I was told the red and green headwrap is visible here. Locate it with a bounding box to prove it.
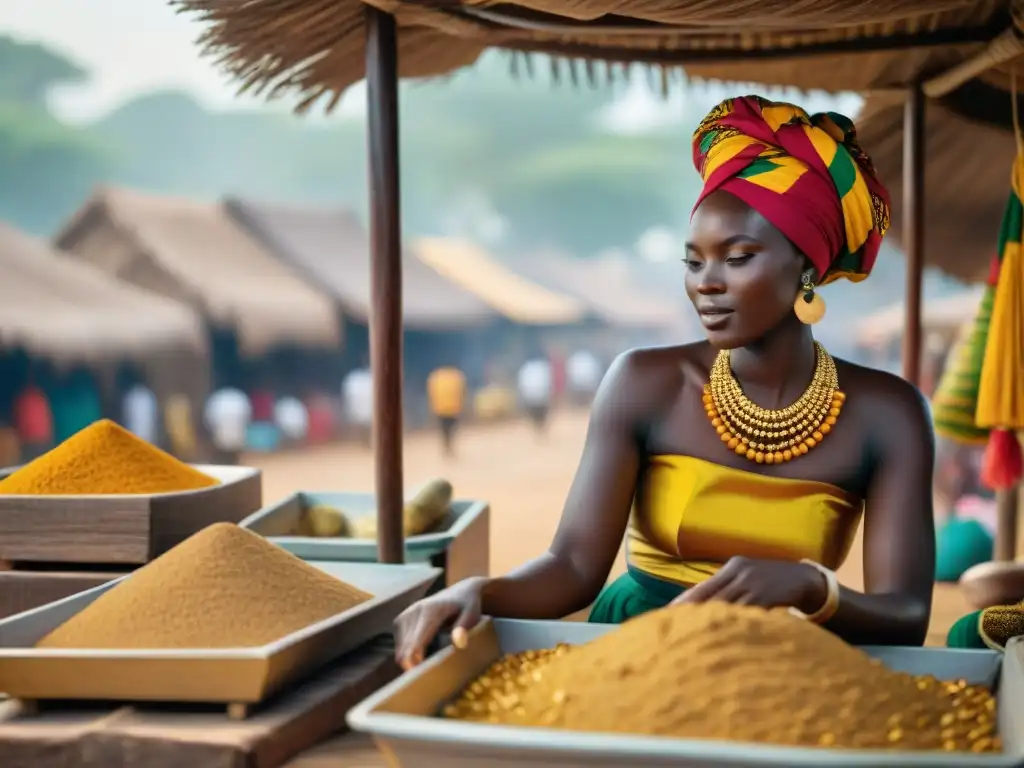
[692,96,891,286]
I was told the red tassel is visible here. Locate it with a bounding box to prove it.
[981,429,1024,490]
[987,254,1002,287]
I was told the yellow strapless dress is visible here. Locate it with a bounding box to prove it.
[588,455,863,624]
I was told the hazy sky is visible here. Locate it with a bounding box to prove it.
[0,1,859,128]
[0,0,294,120]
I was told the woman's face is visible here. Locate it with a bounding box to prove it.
[685,190,806,349]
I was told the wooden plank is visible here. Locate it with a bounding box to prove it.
[0,638,397,768]
[284,733,386,767]
[0,569,127,619]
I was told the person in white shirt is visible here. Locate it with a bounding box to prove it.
[517,356,553,435]
[122,383,159,444]
[566,349,602,406]
[274,396,310,443]
[203,388,252,456]
[342,366,373,447]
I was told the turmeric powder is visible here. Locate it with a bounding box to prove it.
[0,419,217,495]
[36,523,373,649]
[446,603,1000,754]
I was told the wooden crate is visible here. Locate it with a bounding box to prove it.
[0,465,262,565]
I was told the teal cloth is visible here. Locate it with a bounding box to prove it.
[946,609,987,649]
[935,517,994,583]
[588,568,685,624]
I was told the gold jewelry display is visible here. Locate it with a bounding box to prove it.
[788,559,841,625]
[703,341,844,464]
[793,271,826,325]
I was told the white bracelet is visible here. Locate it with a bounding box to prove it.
[787,559,840,625]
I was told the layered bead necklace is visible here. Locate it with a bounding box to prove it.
[703,341,845,464]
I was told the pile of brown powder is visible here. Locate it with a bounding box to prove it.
[447,603,999,753]
[36,523,373,649]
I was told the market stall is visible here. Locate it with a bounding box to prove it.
[3,2,1024,766]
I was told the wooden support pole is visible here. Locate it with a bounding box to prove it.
[901,84,925,387]
[365,7,405,564]
[993,486,1020,562]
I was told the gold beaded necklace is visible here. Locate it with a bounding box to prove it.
[703,341,845,465]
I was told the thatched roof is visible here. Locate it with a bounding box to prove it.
[513,251,685,330]
[54,187,341,355]
[855,286,985,346]
[173,0,1016,110]
[0,223,205,362]
[412,237,586,325]
[856,92,1018,283]
[224,197,498,330]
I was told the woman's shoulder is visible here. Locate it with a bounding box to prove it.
[608,342,712,388]
[834,357,932,438]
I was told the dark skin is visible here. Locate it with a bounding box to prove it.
[394,190,936,669]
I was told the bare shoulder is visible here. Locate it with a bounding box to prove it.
[595,342,708,423]
[834,357,933,451]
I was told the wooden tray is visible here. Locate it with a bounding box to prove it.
[240,492,490,587]
[0,561,439,714]
[0,465,263,565]
[0,636,398,768]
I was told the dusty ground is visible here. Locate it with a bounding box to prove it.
[249,407,967,646]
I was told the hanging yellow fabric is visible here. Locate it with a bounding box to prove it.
[976,153,1024,430]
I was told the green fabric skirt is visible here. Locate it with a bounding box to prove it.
[946,610,988,649]
[588,567,685,624]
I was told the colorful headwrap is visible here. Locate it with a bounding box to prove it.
[692,96,891,285]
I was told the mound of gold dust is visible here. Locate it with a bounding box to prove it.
[0,419,217,495]
[448,604,1000,754]
[36,524,373,649]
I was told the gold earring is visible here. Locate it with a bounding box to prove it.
[794,272,826,325]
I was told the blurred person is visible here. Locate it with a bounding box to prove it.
[427,365,467,457]
[566,348,602,406]
[13,376,53,461]
[0,415,20,469]
[275,396,310,444]
[122,379,159,445]
[165,394,199,460]
[394,96,938,667]
[342,362,373,447]
[203,387,252,462]
[517,354,553,436]
[304,391,337,445]
[249,382,275,425]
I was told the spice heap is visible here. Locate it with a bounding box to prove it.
[37,523,373,649]
[0,419,217,495]
[445,604,1000,754]
[444,643,573,722]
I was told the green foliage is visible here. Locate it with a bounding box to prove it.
[0,37,110,234]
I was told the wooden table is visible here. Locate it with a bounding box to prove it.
[0,638,397,768]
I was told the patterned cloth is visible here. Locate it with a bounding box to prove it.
[692,95,891,285]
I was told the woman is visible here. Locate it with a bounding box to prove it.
[395,96,936,669]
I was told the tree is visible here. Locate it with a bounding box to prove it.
[0,36,111,235]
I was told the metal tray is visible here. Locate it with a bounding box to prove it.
[239,492,490,584]
[0,561,440,709]
[348,619,1024,768]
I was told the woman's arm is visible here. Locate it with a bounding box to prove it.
[822,377,936,645]
[478,351,653,619]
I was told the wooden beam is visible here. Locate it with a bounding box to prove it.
[994,486,1021,562]
[365,7,405,565]
[901,84,925,387]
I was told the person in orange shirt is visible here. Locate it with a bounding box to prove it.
[427,366,467,457]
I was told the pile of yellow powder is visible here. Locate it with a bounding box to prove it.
[0,419,218,495]
[36,523,373,649]
[446,603,999,753]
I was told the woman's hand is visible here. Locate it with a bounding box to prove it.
[671,556,827,615]
[394,577,486,670]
